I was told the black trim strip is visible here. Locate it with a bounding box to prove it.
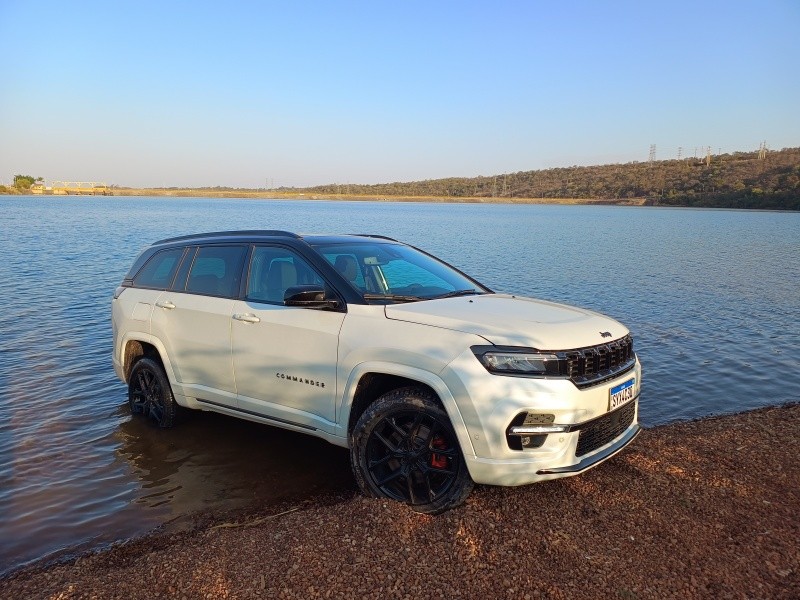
[196,398,317,431]
[536,423,641,475]
[567,394,640,432]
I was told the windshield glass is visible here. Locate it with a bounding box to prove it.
[314,241,489,302]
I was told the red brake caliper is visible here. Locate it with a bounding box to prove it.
[430,435,448,469]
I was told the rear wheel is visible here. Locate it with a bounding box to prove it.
[350,387,474,514]
[128,358,180,428]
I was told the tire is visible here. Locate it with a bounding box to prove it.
[128,357,180,428]
[350,386,474,514]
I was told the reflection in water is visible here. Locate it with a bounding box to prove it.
[115,408,354,520]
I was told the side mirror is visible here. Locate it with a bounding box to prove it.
[284,285,340,310]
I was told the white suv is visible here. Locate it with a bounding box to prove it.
[113,231,641,513]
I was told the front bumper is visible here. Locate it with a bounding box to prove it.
[442,348,642,486]
[535,422,640,475]
[463,400,640,486]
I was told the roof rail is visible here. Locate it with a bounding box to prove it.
[349,234,399,241]
[155,230,300,244]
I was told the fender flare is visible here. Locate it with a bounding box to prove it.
[119,332,178,386]
[339,361,477,457]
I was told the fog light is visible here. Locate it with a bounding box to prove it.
[510,413,568,434]
[520,435,547,449]
[507,413,561,450]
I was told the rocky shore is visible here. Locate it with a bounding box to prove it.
[2,404,797,599]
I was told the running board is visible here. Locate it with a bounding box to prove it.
[196,398,317,431]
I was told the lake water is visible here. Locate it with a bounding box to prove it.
[1,196,798,574]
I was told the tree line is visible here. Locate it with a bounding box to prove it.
[296,147,800,210]
[0,174,43,193]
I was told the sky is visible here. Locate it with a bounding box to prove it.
[1,1,799,188]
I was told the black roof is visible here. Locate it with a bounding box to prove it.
[152,230,399,247]
[154,230,299,245]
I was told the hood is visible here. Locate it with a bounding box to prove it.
[384,293,628,349]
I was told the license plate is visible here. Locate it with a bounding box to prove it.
[609,378,636,411]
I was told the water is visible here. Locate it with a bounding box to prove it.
[1,196,798,573]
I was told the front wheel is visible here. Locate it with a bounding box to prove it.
[128,357,180,428]
[350,387,474,514]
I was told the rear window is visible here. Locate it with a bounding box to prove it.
[133,248,184,289]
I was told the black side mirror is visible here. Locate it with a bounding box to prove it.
[284,285,340,310]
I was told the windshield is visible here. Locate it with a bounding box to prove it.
[314,241,489,302]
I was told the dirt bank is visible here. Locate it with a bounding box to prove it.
[2,404,798,599]
[108,188,648,205]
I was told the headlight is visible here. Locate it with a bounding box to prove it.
[473,348,562,376]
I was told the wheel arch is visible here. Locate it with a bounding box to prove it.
[341,363,476,457]
[120,333,175,385]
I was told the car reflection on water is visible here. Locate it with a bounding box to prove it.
[115,406,355,523]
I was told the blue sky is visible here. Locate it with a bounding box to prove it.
[1,1,798,188]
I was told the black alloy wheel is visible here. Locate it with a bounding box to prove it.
[128,358,179,428]
[351,387,474,514]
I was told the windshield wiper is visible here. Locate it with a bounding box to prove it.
[430,289,481,299]
[363,293,423,303]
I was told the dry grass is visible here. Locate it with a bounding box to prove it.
[110,188,648,206]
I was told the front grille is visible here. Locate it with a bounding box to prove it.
[564,335,635,387]
[575,400,636,457]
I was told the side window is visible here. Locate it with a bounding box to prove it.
[185,245,247,298]
[246,246,325,304]
[133,248,184,289]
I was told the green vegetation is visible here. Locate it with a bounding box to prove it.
[0,175,43,195]
[13,174,43,189]
[297,147,800,210]
[5,147,799,209]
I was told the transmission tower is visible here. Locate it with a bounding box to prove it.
[705,146,712,167]
[758,141,767,160]
[677,147,683,160]
[649,144,656,162]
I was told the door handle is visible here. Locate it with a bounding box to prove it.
[233,313,260,323]
[155,300,176,310]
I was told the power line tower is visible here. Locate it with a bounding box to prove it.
[677,147,683,160]
[758,141,767,160]
[705,146,712,167]
[649,144,656,163]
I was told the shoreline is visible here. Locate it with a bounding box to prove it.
[113,189,652,206]
[5,190,798,211]
[2,403,797,598]
[1,187,648,205]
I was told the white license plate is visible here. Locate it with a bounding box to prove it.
[609,378,636,411]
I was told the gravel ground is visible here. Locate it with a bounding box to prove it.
[2,404,798,600]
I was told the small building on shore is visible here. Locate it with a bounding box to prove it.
[51,182,111,195]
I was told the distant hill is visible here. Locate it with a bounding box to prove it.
[297,147,800,210]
